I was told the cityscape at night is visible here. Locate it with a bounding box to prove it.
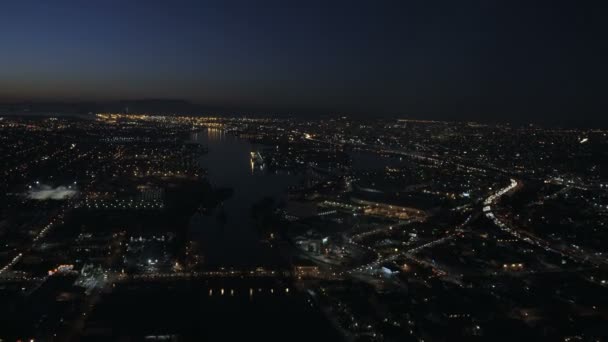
[1,114,606,340]
[1,1,607,341]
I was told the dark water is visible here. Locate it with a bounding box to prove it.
[189,128,300,267]
[87,278,343,341]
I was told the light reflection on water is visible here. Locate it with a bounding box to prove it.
[189,128,300,267]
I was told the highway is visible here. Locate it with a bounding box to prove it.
[483,179,608,267]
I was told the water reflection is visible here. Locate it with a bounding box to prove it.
[189,128,300,267]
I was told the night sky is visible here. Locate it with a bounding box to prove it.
[0,0,606,122]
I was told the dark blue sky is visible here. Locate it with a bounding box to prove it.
[0,0,605,121]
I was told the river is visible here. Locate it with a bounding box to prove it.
[188,128,301,267]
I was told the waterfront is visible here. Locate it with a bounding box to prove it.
[85,278,342,341]
[189,128,301,267]
[2,115,606,341]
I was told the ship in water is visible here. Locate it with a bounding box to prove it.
[250,151,266,171]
